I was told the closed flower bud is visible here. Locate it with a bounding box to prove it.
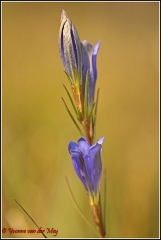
[82,40,100,114]
[59,10,82,85]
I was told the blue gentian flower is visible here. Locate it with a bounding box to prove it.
[68,136,104,204]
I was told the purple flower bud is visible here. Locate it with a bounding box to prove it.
[68,136,104,204]
[59,10,82,84]
[82,40,100,112]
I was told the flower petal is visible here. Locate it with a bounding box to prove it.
[92,41,100,83]
[82,40,100,111]
[77,137,90,156]
[97,136,104,145]
[63,22,77,80]
[69,150,93,193]
[68,141,80,153]
[93,41,100,55]
[82,40,93,83]
[86,139,104,198]
[59,10,67,69]
[71,23,82,84]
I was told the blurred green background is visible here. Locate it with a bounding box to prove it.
[2,2,159,238]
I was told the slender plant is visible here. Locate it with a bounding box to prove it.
[59,10,106,238]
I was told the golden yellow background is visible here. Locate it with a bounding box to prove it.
[2,2,159,238]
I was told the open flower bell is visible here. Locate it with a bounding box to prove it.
[68,136,104,205]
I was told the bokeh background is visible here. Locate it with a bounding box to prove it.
[2,2,159,238]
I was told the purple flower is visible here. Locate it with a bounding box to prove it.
[82,40,100,113]
[68,136,104,204]
[59,10,82,84]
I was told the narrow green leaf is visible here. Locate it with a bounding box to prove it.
[13,198,47,238]
[65,177,99,237]
[62,84,77,116]
[94,88,100,125]
[61,97,84,136]
[84,70,89,118]
[93,88,100,141]
[89,102,95,121]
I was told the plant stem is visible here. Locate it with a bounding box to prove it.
[82,120,93,146]
[90,195,106,238]
[83,111,106,238]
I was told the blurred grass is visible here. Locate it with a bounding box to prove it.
[2,2,159,238]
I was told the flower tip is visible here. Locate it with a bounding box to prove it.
[61,9,65,14]
[97,40,101,48]
[68,141,74,152]
[98,136,105,145]
[68,141,80,153]
[93,41,101,55]
[61,9,66,15]
[78,136,87,143]
[60,9,68,23]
